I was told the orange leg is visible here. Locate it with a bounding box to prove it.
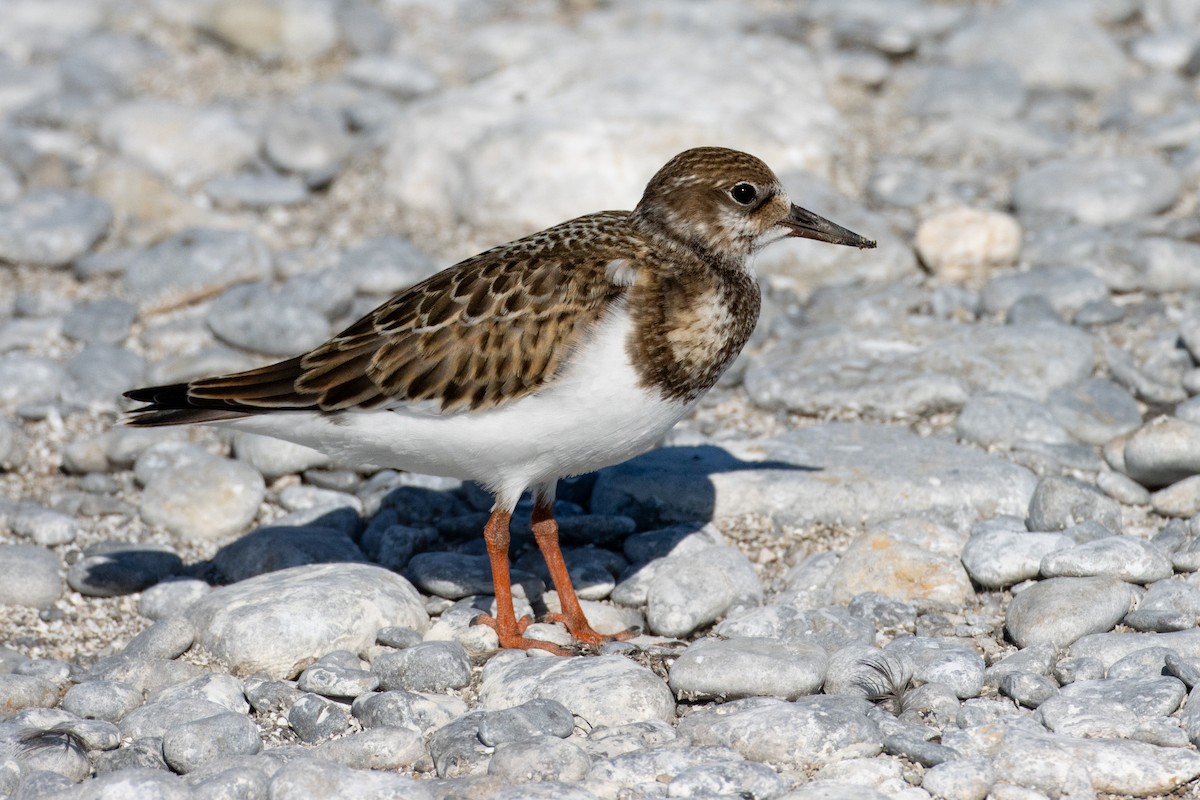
[533,500,635,646]
[472,509,570,655]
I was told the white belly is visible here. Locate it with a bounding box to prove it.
[223,308,693,506]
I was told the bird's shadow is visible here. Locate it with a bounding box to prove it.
[110,444,817,600]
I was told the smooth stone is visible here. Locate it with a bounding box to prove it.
[0,674,59,719]
[592,424,1038,531]
[123,616,195,660]
[119,697,231,740]
[189,563,429,679]
[205,172,309,208]
[61,680,143,723]
[961,528,1074,588]
[371,641,472,693]
[477,698,575,746]
[67,540,182,597]
[914,207,1021,281]
[314,726,427,771]
[487,735,591,783]
[884,637,984,699]
[139,577,212,620]
[998,672,1058,709]
[1012,157,1179,225]
[678,696,881,770]
[956,392,1072,449]
[479,655,675,728]
[288,693,351,743]
[206,282,331,356]
[0,356,65,411]
[263,107,353,186]
[139,457,266,543]
[1126,581,1200,632]
[100,101,258,188]
[232,432,329,481]
[643,546,762,638]
[981,266,1110,317]
[668,637,828,701]
[407,552,543,601]
[297,658,378,699]
[123,228,271,312]
[1006,577,1136,648]
[1026,475,1123,533]
[587,743,745,791]
[1041,536,1173,583]
[351,690,468,736]
[1038,676,1186,738]
[268,758,432,800]
[715,606,874,653]
[1098,471,1152,505]
[162,711,262,773]
[824,526,974,605]
[338,235,439,296]
[62,297,136,344]
[1123,418,1200,488]
[202,0,339,63]
[823,646,915,700]
[9,503,78,547]
[1152,475,1200,517]
[150,673,249,715]
[0,188,111,267]
[0,544,61,608]
[1070,628,1200,670]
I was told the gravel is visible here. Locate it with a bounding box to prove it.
[3,2,1200,797]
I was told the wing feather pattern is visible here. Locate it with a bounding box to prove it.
[125,212,646,426]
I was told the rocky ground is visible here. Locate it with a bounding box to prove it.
[3,0,1200,798]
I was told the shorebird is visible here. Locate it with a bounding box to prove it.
[126,147,875,653]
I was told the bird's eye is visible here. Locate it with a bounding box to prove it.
[731,183,758,205]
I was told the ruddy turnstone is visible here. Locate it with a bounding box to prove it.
[126,147,875,654]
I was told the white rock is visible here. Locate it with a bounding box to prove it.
[916,207,1022,281]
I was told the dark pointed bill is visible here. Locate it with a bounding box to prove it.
[780,204,876,249]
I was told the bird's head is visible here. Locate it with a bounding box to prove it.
[632,147,876,266]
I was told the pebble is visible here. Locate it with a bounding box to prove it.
[961,527,1073,588]
[352,690,468,736]
[980,266,1111,318]
[914,207,1021,281]
[288,692,351,743]
[1026,475,1123,533]
[206,282,331,356]
[1012,157,1180,225]
[372,641,472,693]
[62,297,136,344]
[204,172,309,208]
[123,228,271,311]
[66,540,182,597]
[338,235,438,296]
[211,524,367,583]
[0,674,60,717]
[139,456,265,542]
[1039,676,1186,739]
[297,653,378,699]
[138,577,212,620]
[160,711,262,773]
[488,735,591,783]
[61,680,143,723]
[1006,577,1136,648]
[202,0,339,63]
[189,563,428,678]
[1041,536,1173,583]
[0,355,65,411]
[0,188,111,267]
[477,698,575,746]
[678,696,881,770]
[884,637,984,699]
[642,545,762,637]
[0,544,62,608]
[314,726,427,771]
[479,655,675,729]
[263,107,354,187]
[667,637,828,701]
[955,392,1071,449]
[232,431,329,481]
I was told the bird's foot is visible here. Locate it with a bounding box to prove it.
[543,611,637,646]
[471,613,572,656]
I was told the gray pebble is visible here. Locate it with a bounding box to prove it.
[138,577,212,621]
[67,540,182,597]
[0,544,61,608]
[984,642,1057,687]
[428,711,490,778]
[150,673,248,716]
[488,735,591,783]
[64,342,146,409]
[0,356,65,412]
[133,440,213,487]
[10,503,78,546]
[0,419,24,471]
[339,235,438,295]
[84,654,206,697]
[314,726,427,771]
[717,605,874,652]
[372,641,471,693]
[961,528,1073,588]
[61,679,143,723]
[263,107,353,186]
[375,627,423,649]
[1125,580,1200,632]
[644,545,762,638]
[187,765,270,800]
[123,228,271,311]
[162,711,263,773]
[407,551,542,601]
[668,637,827,701]
[123,616,195,660]
[823,646,914,701]
[244,676,302,716]
[998,672,1058,708]
[478,698,574,746]
[669,760,789,799]
[1039,676,1185,738]
[1123,417,1200,488]
[1097,471,1152,505]
[922,757,995,800]
[206,283,331,356]
[1108,646,1176,679]
[1151,475,1200,518]
[1008,577,1136,648]
[587,743,743,789]
[205,172,309,208]
[884,637,984,699]
[1012,157,1180,225]
[0,674,59,718]
[14,769,79,795]
[269,758,429,800]
[232,432,329,481]
[1041,536,1173,583]
[297,656,378,698]
[93,740,170,775]
[120,697,232,740]
[1027,475,1123,533]
[288,693,351,743]
[0,188,111,267]
[898,681,961,730]
[189,563,428,679]
[139,457,265,542]
[351,690,467,735]
[981,266,1109,318]
[955,392,1072,448]
[678,696,881,770]
[1166,654,1200,688]
[62,297,137,345]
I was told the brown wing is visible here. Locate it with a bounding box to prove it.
[126,212,646,424]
